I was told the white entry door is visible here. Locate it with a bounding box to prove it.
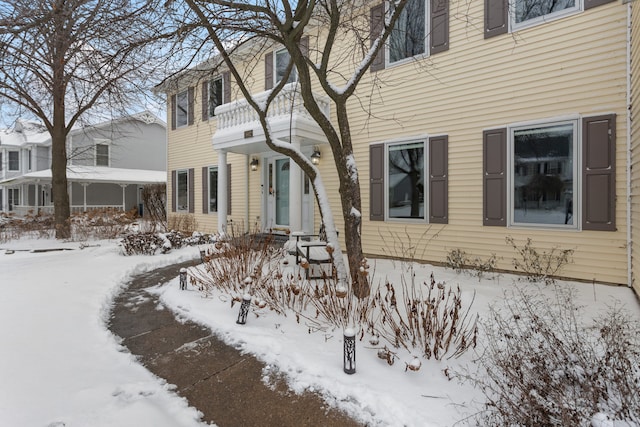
[265,156,314,233]
[267,157,290,229]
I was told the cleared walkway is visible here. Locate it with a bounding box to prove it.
[108,261,362,427]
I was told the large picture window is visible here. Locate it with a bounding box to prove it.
[387,141,425,219]
[511,121,576,227]
[176,169,188,212]
[389,0,426,64]
[208,166,218,213]
[175,89,189,128]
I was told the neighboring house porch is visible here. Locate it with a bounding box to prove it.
[0,166,165,216]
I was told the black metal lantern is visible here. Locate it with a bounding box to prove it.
[343,328,356,374]
[179,267,187,290]
[236,294,252,324]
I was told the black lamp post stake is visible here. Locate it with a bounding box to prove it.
[343,328,356,374]
[179,268,187,290]
[236,294,251,324]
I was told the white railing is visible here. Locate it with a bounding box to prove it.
[10,205,124,216]
[215,82,331,131]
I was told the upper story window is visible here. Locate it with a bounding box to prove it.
[176,89,189,128]
[208,77,223,118]
[95,142,110,167]
[275,49,297,85]
[389,0,426,64]
[8,151,19,171]
[513,0,579,29]
[510,120,577,227]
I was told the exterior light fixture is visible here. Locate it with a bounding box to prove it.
[250,157,259,171]
[179,267,187,290]
[343,327,356,374]
[311,147,321,165]
[236,293,252,324]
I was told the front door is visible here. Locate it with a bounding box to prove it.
[267,157,290,229]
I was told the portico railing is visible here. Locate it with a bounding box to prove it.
[215,82,331,131]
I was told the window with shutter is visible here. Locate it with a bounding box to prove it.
[429,135,448,223]
[176,169,188,212]
[582,114,616,231]
[483,128,507,226]
[175,90,189,128]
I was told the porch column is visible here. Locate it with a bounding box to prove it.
[120,184,127,211]
[35,182,39,214]
[289,140,302,232]
[82,183,89,212]
[217,150,228,234]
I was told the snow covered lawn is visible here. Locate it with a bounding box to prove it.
[2,237,639,426]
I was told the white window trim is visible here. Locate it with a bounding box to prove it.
[509,0,582,32]
[506,116,581,230]
[176,169,189,212]
[209,77,224,119]
[386,0,430,68]
[94,139,111,167]
[175,89,189,129]
[8,151,19,171]
[208,166,218,213]
[274,48,298,85]
[384,137,429,223]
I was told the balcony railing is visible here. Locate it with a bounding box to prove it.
[215,82,331,131]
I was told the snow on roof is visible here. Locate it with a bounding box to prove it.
[0,166,166,186]
[0,119,50,147]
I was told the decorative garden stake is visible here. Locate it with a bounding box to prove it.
[199,248,206,262]
[179,268,187,290]
[343,328,356,374]
[236,293,252,324]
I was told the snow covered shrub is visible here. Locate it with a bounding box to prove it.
[445,248,499,280]
[120,230,196,255]
[467,285,640,426]
[506,236,574,285]
[369,273,478,360]
[0,211,54,241]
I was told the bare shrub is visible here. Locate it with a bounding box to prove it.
[167,213,198,234]
[141,184,166,231]
[368,274,478,360]
[463,285,640,426]
[445,248,499,280]
[71,207,138,240]
[506,236,574,285]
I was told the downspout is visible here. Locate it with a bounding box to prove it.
[245,153,250,231]
[627,2,633,288]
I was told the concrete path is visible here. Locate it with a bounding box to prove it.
[108,261,362,427]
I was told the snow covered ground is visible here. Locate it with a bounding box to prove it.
[1,236,639,426]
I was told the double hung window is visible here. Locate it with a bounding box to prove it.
[389,0,427,64]
[176,170,189,212]
[275,49,297,85]
[175,89,189,128]
[95,143,109,167]
[208,77,223,118]
[387,141,425,220]
[8,151,19,171]
[208,166,218,213]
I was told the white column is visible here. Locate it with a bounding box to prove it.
[289,140,302,233]
[217,150,228,234]
[82,183,89,212]
[120,184,127,211]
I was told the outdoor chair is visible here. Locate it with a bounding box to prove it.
[293,225,336,279]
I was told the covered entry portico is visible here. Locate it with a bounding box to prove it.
[211,83,330,235]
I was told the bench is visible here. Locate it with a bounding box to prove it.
[293,226,335,279]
